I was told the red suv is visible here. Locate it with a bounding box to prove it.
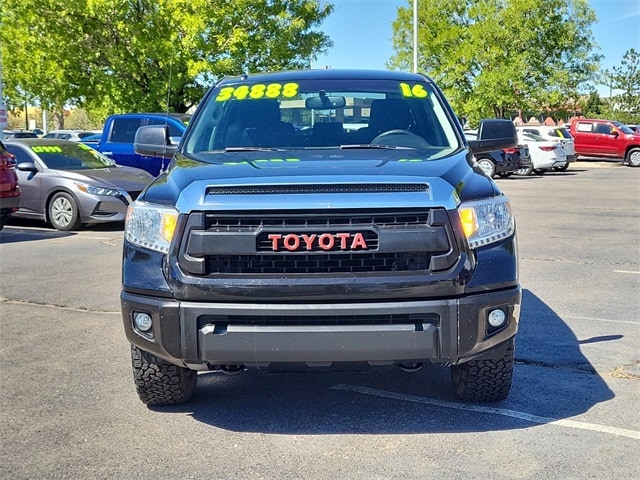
[569,119,640,167]
[0,140,21,230]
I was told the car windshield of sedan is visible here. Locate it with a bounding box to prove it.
[30,143,116,170]
[184,77,460,158]
[520,133,546,142]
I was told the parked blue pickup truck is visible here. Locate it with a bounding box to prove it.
[90,113,189,176]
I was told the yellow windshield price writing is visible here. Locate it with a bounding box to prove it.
[399,83,428,98]
[32,146,63,153]
[216,82,299,102]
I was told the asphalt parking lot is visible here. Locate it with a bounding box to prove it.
[0,159,638,479]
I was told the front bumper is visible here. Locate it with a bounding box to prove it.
[78,194,129,224]
[121,286,520,370]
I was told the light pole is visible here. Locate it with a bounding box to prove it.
[413,0,418,73]
[0,55,8,137]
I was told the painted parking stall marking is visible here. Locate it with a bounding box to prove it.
[331,384,640,440]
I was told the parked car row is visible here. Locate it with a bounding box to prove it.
[2,130,39,139]
[2,129,99,140]
[43,129,101,141]
[469,117,640,178]
[464,130,532,178]
[2,113,638,233]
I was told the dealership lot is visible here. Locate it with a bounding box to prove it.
[1,160,638,479]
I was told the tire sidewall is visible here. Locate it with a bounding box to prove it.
[48,192,81,231]
[627,148,640,167]
[476,158,496,178]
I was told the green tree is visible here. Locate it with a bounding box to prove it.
[0,0,333,126]
[582,90,603,116]
[611,48,640,115]
[0,1,84,128]
[388,0,601,125]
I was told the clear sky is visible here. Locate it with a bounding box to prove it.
[313,0,640,97]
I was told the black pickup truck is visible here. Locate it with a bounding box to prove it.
[121,69,521,405]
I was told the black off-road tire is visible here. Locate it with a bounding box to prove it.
[451,338,515,402]
[131,345,197,406]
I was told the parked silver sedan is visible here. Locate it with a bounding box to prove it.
[4,139,154,231]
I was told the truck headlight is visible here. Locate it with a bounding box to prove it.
[125,201,178,253]
[458,197,514,248]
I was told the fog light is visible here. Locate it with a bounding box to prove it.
[488,309,507,328]
[133,312,153,332]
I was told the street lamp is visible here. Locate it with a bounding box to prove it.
[413,0,418,73]
[0,56,8,137]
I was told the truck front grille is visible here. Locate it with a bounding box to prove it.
[208,252,431,274]
[178,209,458,276]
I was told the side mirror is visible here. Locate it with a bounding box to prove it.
[17,161,38,172]
[467,119,517,154]
[134,125,178,159]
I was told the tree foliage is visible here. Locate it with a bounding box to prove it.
[388,0,601,124]
[582,90,603,117]
[610,48,640,116]
[0,0,333,126]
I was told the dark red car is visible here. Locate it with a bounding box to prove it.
[0,140,21,230]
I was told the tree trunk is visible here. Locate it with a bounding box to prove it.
[52,110,64,129]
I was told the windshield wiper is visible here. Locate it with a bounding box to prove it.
[340,144,413,150]
[224,146,284,152]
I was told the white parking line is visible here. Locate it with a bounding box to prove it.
[613,270,640,274]
[79,235,118,241]
[563,315,638,325]
[331,384,640,440]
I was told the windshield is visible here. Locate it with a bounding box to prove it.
[184,77,460,157]
[613,122,635,135]
[552,128,572,139]
[520,133,546,142]
[31,143,116,170]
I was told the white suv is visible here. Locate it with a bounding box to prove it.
[516,125,576,171]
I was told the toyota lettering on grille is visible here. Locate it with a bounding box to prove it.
[267,233,369,252]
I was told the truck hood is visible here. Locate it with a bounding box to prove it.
[142,149,500,212]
